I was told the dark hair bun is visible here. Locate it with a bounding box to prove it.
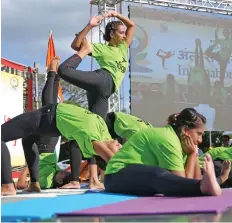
[167,108,206,129]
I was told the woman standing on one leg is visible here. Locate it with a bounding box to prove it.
[58,11,134,120]
[58,11,135,189]
[1,102,122,195]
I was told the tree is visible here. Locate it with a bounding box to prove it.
[60,79,88,108]
[34,74,88,108]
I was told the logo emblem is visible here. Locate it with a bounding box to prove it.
[10,77,19,88]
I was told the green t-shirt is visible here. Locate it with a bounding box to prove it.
[56,103,112,158]
[105,125,184,175]
[199,147,232,161]
[91,41,128,91]
[39,153,59,189]
[199,147,232,167]
[114,112,153,139]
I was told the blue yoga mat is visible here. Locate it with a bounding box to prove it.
[1,192,137,222]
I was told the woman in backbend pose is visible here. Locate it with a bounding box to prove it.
[57,10,135,188]
[1,61,122,195]
[1,101,121,195]
[104,108,222,196]
[11,57,109,193]
[94,112,153,174]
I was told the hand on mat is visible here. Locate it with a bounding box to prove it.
[89,15,104,27]
[181,133,198,155]
[59,181,81,189]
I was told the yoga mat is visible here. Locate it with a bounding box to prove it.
[1,192,137,222]
[2,188,103,199]
[57,189,232,216]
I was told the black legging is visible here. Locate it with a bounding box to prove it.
[21,71,60,182]
[104,164,203,197]
[105,112,118,139]
[1,104,60,182]
[58,54,115,169]
[105,112,126,145]
[41,72,60,106]
[58,54,114,120]
[1,141,13,184]
[69,141,107,181]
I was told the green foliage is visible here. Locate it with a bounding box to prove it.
[60,79,88,108]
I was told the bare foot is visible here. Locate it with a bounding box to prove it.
[89,181,105,189]
[77,37,92,59]
[200,154,222,196]
[23,182,41,193]
[1,183,16,196]
[220,160,231,184]
[47,56,60,72]
[59,181,81,189]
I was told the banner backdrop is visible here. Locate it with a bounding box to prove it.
[130,5,232,131]
[1,71,25,166]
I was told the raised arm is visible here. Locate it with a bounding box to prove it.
[71,15,104,51]
[106,11,135,47]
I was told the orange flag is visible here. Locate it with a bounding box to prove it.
[46,31,64,103]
